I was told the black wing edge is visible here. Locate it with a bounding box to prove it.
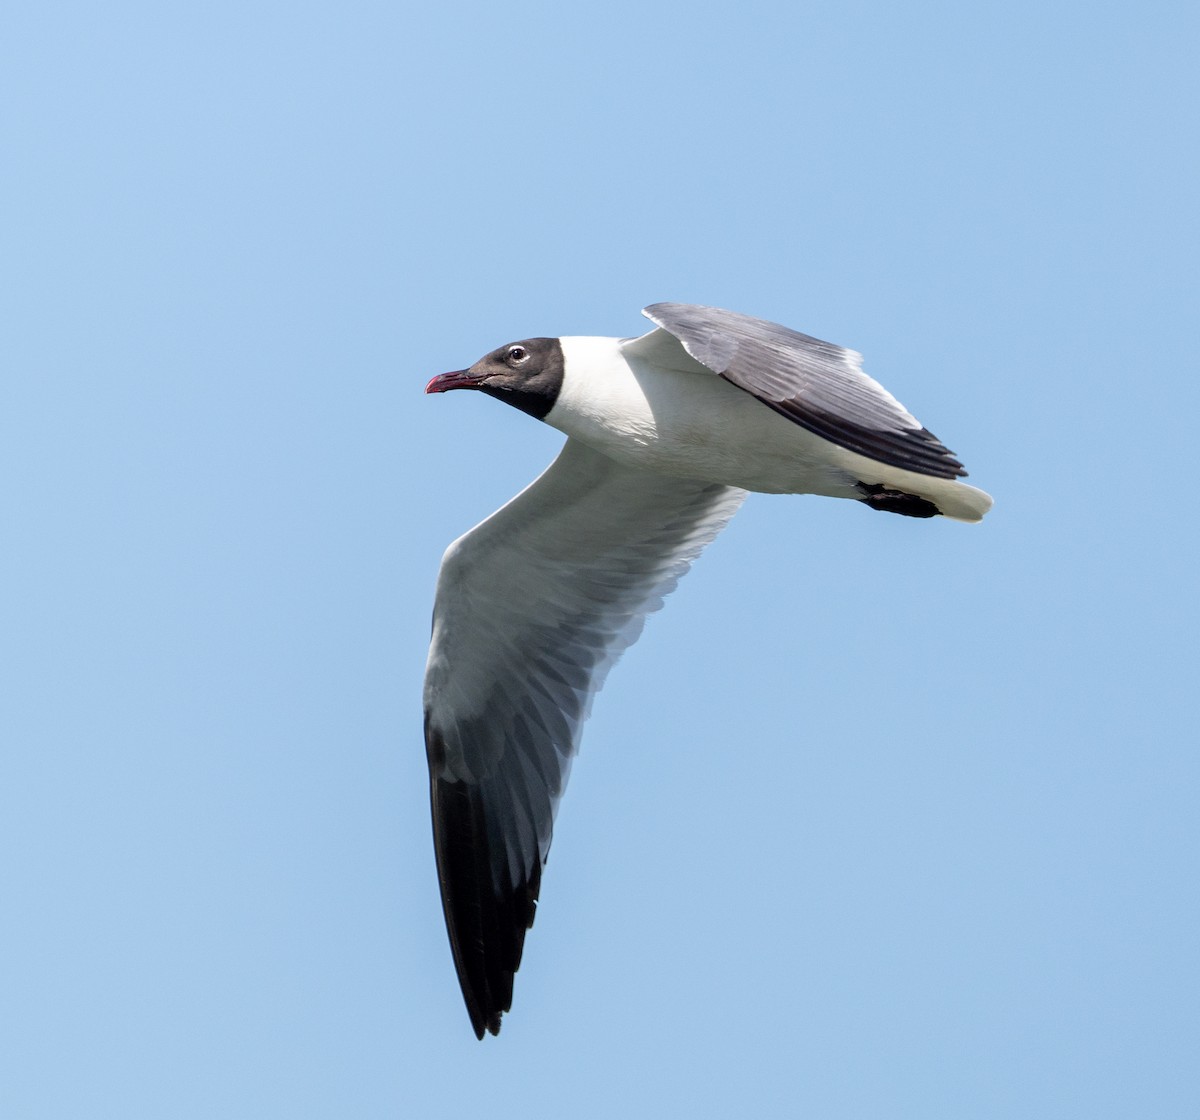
[642,302,967,480]
[427,724,542,1039]
[734,386,969,481]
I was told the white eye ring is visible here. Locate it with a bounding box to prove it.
[507,345,529,365]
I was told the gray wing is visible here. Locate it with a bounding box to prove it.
[639,302,967,480]
[424,438,745,1038]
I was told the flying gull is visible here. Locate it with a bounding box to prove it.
[423,302,992,1037]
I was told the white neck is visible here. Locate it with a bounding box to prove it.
[543,336,658,451]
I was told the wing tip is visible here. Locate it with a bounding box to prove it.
[427,727,544,1040]
[467,1006,500,1041]
[642,303,978,483]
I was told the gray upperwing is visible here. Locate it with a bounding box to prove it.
[641,302,968,480]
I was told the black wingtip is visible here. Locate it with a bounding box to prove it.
[427,726,544,1040]
[747,389,968,481]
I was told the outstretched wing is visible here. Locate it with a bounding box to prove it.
[424,437,745,1037]
[635,302,967,480]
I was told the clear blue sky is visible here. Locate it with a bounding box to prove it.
[3,1,1197,1116]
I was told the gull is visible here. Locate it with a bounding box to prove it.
[423,302,992,1037]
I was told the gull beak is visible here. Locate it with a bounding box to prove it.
[425,369,485,394]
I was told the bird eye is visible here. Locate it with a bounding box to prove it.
[507,345,529,365]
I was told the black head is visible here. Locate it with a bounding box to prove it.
[425,337,564,420]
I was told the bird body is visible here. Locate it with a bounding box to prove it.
[422,302,993,1037]
[548,333,991,519]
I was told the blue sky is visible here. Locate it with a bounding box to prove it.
[2,1,1197,1116]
